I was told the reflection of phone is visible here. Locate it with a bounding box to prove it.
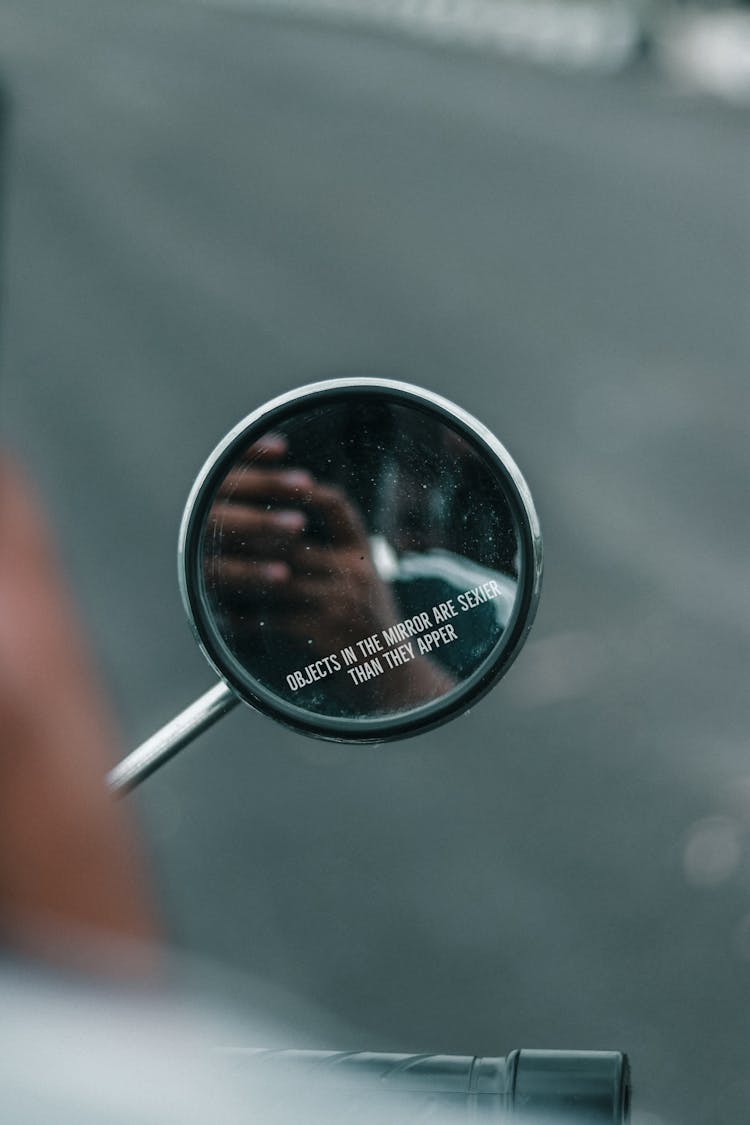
[278,415,342,485]
[280,406,386,491]
[280,419,372,543]
[299,495,331,544]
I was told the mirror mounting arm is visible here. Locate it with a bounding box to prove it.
[107,682,238,796]
[109,380,541,793]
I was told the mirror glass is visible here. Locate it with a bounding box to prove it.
[181,383,541,740]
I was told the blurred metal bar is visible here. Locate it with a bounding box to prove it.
[108,681,238,795]
[224,1047,631,1121]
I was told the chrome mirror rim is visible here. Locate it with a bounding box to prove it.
[178,378,543,742]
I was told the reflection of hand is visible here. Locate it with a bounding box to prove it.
[0,456,157,972]
[207,435,399,651]
[206,434,312,591]
[273,481,401,655]
[206,437,456,706]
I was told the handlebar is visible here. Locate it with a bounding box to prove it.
[229,1047,631,1121]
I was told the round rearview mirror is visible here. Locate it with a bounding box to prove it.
[182,379,541,739]
[109,379,542,791]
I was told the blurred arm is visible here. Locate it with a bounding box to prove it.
[0,455,159,970]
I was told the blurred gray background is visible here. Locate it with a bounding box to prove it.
[1,1,749,1122]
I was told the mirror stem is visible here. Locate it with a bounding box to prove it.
[107,682,239,795]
